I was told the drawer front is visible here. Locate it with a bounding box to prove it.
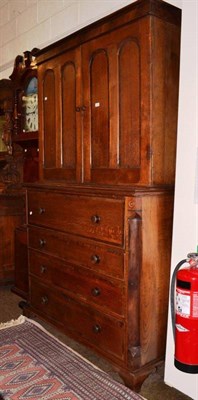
[29,249,125,316]
[28,190,124,245]
[30,278,126,362]
[29,226,124,279]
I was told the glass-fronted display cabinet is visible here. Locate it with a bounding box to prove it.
[9,50,39,183]
[0,78,24,285]
[0,113,7,153]
[0,50,38,291]
[0,79,13,188]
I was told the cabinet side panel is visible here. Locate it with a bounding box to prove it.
[151,18,181,184]
[0,215,22,283]
[140,194,173,365]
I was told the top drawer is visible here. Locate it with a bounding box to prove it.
[28,190,124,246]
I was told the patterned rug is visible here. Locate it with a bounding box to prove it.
[0,316,145,400]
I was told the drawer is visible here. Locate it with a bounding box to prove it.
[28,190,124,245]
[29,249,125,316]
[30,278,126,362]
[28,226,124,279]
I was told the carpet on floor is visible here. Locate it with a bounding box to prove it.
[0,316,145,400]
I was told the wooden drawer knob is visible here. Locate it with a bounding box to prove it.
[91,215,101,224]
[91,287,101,297]
[41,296,48,305]
[39,239,46,247]
[93,324,101,334]
[40,265,47,274]
[39,207,45,214]
[91,254,100,264]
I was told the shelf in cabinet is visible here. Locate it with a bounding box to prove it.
[12,132,38,143]
[12,132,38,148]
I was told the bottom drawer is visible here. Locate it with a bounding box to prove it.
[30,278,126,362]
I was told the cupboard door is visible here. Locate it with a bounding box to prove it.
[39,48,82,182]
[82,21,150,185]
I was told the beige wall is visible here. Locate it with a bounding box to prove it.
[0,0,133,78]
[165,1,198,398]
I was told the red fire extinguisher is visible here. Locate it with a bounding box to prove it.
[171,253,198,373]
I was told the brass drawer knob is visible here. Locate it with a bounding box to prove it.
[41,296,48,305]
[40,265,47,274]
[39,239,46,247]
[39,207,45,214]
[91,215,101,224]
[91,287,101,297]
[91,254,100,264]
[93,324,101,334]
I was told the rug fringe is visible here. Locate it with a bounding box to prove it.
[0,315,26,330]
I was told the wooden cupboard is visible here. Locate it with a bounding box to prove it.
[2,51,39,296]
[24,0,181,390]
[38,0,180,187]
[0,193,24,285]
[0,79,26,285]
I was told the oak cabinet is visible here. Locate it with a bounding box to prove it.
[0,194,24,285]
[38,2,180,186]
[24,0,181,391]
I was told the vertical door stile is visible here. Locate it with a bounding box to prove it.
[76,46,83,183]
[91,49,109,169]
[109,44,119,169]
[82,43,91,183]
[56,65,62,169]
[38,67,44,181]
[43,67,56,170]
